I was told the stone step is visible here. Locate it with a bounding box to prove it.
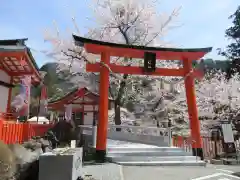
[107,146,188,153]
[108,156,201,162]
[107,149,192,157]
[107,151,191,156]
[113,161,206,166]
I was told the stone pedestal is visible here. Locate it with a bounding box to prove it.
[39,148,83,180]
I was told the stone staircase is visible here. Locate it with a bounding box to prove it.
[106,143,206,166]
[80,125,206,166]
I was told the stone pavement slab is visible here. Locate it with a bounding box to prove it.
[122,164,240,180]
[82,163,240,180]
[82,163,123,180]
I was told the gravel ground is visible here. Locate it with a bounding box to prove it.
[82,163,240,180]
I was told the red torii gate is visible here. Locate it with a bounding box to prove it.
[73,35,212,162]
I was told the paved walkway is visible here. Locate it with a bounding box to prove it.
[83,140,240,179]
[122,164,240,180]
[82,163,123,180]
[82,164,240,180]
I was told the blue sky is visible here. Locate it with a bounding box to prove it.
[0,0,239,67]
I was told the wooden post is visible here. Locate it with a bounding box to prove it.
[36,92,41,123]
[95,52,110,162]
[82,96,85,124]
[92,105,97,148]
[183,58,203,160]
[0,120,3,141]
[6,77,13,113]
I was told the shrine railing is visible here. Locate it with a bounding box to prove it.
[80,124,172,147]
[172,136,227,159]
[108,124,169,135]
[0,112,17,122]
[0,120,52,144]
[108,125,172,146]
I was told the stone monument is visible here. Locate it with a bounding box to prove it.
[39,148,83,180]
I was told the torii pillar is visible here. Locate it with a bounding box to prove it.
[96,52,110,159]
[183,59,203,158]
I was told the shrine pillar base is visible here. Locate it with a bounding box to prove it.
[95,52,110,163]
[183,59,203,160]
[95,150,106,163]
[192,148,204,160]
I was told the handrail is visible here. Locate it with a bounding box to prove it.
[109,124,168,131]
[78,125,93,128]
[79,124,170,131]
[79,124,172,147]
[79,125,171,137]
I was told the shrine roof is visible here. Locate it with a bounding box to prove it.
[0,38,41,84]
[73,35,212,60]
[48,87,113,110]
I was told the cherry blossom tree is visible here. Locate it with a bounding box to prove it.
[166,70,240,135]
[42,0,240,136]
[121,68,240,136]
[43,0,182,125]
[197,71,240,132]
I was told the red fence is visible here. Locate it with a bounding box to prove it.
[0,120,52,144]
[172,136,234,159]
[0,112,17,121]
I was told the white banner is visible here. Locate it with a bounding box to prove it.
[65,104,72,122]
[221,123,234,143]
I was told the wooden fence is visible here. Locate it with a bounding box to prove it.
[0,120,52,144]
[173,136,240,159]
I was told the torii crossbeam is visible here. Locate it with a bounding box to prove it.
[73,34,212,162]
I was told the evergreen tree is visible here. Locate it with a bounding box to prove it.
[220,6,240,78]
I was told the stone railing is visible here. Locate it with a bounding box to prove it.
[79,124,172,147]
[108,124,169,136]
